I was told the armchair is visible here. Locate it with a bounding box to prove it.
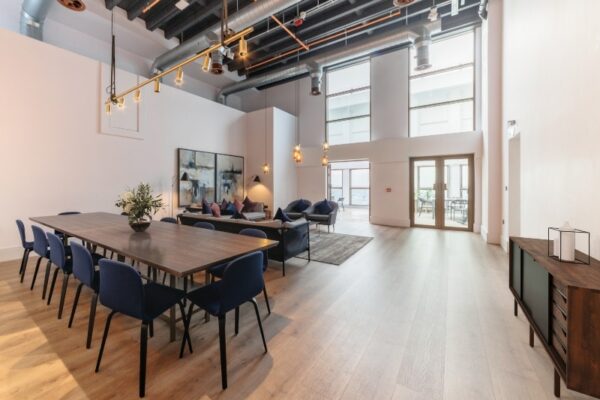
[304,200,339,232]
[283,199,312,220]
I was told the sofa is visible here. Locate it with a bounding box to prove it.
[283,199,312,220]
[303,200,339,232]
[184,201,266,221]
[178,213,310,276]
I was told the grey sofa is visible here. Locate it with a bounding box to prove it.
[283,199,312,220]
[303,200,339,232]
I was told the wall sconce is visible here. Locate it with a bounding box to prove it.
[252,175,261,183]
[507,120,520,139]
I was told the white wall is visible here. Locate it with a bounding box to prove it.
[0,28,246,260]
[503,0,600,257]
[272,109,298,210]
[240,46,484,230]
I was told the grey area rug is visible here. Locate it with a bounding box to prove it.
[297,232,373,265]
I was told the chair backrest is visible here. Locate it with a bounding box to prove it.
[71,242,96,288]
[239,228,268,270]
[15,220,28,248]
[31,225,48,257]
[160,217,178,224]
[219,252,264,314]
[47,233,67,269]
[98,259,144,320]
[193,221,215,230]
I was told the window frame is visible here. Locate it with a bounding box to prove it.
[325,59,372,145]
[408,31,477,138]
[329,169,344,201]
[349,168,370,206]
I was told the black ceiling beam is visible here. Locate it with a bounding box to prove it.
[105,0,123,9]
[127,0,151,21]
[164,0,222,39]
[145,0,181,31]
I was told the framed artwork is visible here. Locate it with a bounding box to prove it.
[216,153,244,202]
[178,148,216,207]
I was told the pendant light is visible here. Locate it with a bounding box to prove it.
[292,79,303,163]
[262,90,270,174]
[105,11,117,115]
[321,131,329,167]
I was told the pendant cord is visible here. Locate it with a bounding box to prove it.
[107,11,116,102]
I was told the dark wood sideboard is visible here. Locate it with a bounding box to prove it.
[510,237,600,398]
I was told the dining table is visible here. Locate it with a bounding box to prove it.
[30,212,279,341]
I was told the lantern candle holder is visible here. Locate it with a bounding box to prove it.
[547,225,590,265]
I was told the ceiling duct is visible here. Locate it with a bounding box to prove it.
[20,0,54,40]
[478,0,489,19]
[150,0,303,75]
[218,19,441,103]
[309,64,323,95]
[413,26,432,71]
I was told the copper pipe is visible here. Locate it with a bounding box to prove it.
[143,0,161,14]
[271,15,309,51]
[248,9,403,71]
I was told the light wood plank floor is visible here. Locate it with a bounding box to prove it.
[0,214,594,399]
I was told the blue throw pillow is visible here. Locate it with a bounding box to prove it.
[223,202,236,215]
[294,199,311,212]
[315,199,333,215]
[202,200,211,214]
[274,207,292,223]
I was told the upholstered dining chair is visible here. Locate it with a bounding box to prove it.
[95,259,192,398]
[209,228,271,314]
[193,221,215,230]
[68,242,101,349]
[160,217,178,224]
[15,220,33,278]
[184,251,268,390]
[46,232,73,319]
[29,225,50,291]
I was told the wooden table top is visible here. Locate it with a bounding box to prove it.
[31,212,278,278]
[511,236,600,290]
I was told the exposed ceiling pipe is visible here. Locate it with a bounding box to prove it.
[150,0,303,75]
[478,0,488,19]
[20,0,54,40]
[218,19,441,103]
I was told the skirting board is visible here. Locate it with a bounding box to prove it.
[0,246,23,263]
[370,216,410,228]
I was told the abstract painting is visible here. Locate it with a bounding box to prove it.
[216,153,244,202]
[178,148,216,206]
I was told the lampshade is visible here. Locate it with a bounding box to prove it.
[180,172,189,181]
[253,175,261,183]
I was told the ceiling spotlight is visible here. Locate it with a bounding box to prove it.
[428,6,438,21]
[238,37,248,58]
[202,55,211,72]
[175,67,184,86]
[154,79,161,93]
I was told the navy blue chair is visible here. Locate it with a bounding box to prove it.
[68,242,101,348]
[46,233,73,319]
[29,226,50,291]
[209,228,271,314]
[16,220,33,278]
[184,251,268,390]
[95,259,192,398]
[160,217,178,224]
[193,221,215,230]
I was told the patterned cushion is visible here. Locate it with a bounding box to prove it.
[243,196,258,212]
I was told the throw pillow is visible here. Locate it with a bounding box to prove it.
[231,210,247,220]
[274,207,292,223]
[220,199,228,211]
[233,198,244,213]
[243,196,257,212]
[223,202,236,215]
[211,202,221,217]
[202,199,211,214]
[315,199,333,215]
[294,199,311,212]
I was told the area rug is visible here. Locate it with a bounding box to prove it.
[296,232,373,265]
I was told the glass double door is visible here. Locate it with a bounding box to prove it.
[410,155,474,231]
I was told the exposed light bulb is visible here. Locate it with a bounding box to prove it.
[134,90,141,103]
[294,144,301,152]
[321,155,329,166]
[117,97,125,109]
[262,162,270,174]
[105,102,112,115]
[154,79,161,93]
[175,67,184,86]
[238,37,248,58]
[202,55,211,72]
[322,141,329,151]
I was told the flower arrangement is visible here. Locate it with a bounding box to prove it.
[115,183,164,231]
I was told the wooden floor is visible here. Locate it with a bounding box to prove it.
[0,210,594,399]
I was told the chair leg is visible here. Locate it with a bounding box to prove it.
[47,267,60,305]
[95,311,116,372]
[149,321,154,338]
[29,257,42,289]
[250,299,268,353]
[58,273,70,319]
[282,259,286,277]
[20,250,31,283]
[263,286,271,315]
[140,323,148,398]
[183,277,188,307]
[218,315,228,390]
[177,302,192,358]
[234,307,240,335]
[180,304,194,359]
[86,293,98,349]
[42,259,52,299]
[18,249,29,276]
[68,283,84,328]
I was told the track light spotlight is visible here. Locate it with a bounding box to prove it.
[202,55,211,72]
[238,37,248,58]
[175,67,184,86]
[117,97,125,109]
[154,79,161,93]
[105,102,112,115]
[134,89,141,103]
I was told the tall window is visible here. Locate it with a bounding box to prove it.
[326,60,371,145]
[330,170,343,202]
[409,31,475,137]
[350,168,370,206]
